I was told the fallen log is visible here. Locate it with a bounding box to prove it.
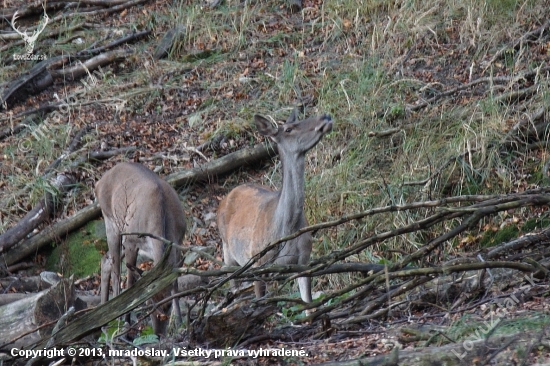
[2,204,101,266]
[0,293,29,306]
[0,174,75,257]
[27,247,177,351]
[0,272,60,293]
[0,277,75,350]
[166,141,277,187]
[50,49,133,80]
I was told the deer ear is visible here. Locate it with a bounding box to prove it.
[286,108,299,124]
[254,115,278,137]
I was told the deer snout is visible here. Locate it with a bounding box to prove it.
[316,114,333,133]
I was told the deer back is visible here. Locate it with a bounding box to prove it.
[95,162,186,262]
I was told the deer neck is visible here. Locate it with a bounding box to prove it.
[274,150,306,237]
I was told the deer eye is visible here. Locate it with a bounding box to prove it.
[285,128,293,133]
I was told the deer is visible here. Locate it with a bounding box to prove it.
[217,109,333,304]
[95,162,186,335]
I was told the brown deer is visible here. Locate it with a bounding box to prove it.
[96,162,185,335]
[217,109,333,303]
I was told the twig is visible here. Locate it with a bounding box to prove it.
[77,30,151,56]
[483,19,550,72]
[43,126,92,175]
[45,307,76,348]
[493,85,539,103]
[401,65,550,112]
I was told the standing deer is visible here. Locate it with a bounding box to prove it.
[96,162,185,335]
[217,109,333,303]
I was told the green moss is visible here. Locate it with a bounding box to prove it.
[45,220,104,278]
[449,313,550,342]
[522,217,550,232]
[527,169,546,185]
[479,225,520,248]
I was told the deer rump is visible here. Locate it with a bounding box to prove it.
[96,162,185,335]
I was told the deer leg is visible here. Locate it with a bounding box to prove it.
[100,253,112,303]
[123,239,139,327]
[172,281,182,326]
[297,276,312,303]
[103,219,121,300]
[254,280,266,299]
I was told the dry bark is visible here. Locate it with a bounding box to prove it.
[0,272,60,293]
[0,277,75,350]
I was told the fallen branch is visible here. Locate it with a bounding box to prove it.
[166,142,277,187]
[487,226,550,259]
[43,126,92,175]
[0,277,75,350]
[483,19,550,72]
[405,65,550,112]
[1,204,101,266]
[0,174,76,257]
[78,29,151,56]
[50,49,133,80]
